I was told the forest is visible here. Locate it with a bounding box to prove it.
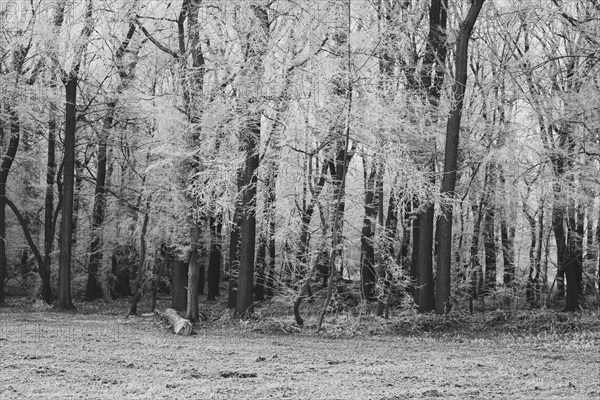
[1,0,599,324]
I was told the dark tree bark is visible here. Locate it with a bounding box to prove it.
[235,4,269,317]
[206,215,222,301]
[235,127,259,317]
[86,106,113,301]
[0,108,20,305]
[564,205,584,311]
[413,0,448,313]
[186,223,201,321]
[417,202,435,313]
[55,0,93,310]
[360,159,380,301]
[172,259,188,312]
[524,204,540,304]
[42,108,57,304]
[435,0,486,315]
[56,73,78,310]
[227,174,242,308]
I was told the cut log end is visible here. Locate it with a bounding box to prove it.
[162,308,193,336]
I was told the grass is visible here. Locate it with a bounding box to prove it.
[1,295,599,399]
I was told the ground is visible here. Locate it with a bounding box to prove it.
[1,298,599,399]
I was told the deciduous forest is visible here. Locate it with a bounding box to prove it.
[1,0,600,322]
[2,1,600,399]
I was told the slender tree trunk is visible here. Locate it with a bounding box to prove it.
[360,159,379,301]
[86,106,114,301]
[129,197,151,315]
[227,174,242,308]
[524,207,538,304]
[377,188,398,316]
[435,0,485,314]
[553,198,567,299]
[482,167,496,295]
[42,109,57,304]
[0,108,20,305]
[56,75,78,310]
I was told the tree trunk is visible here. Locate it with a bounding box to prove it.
[186,222,201,321]
[42,109,57,304]
[0,108,20,305]
[417,203,435,313]
[227,179,242,308]
[553,200,567,299]
[56,75,78,310]
[86,105,114,301]
[482,166,496,295]
[564,205,583,311]
[377,188,398,316]
[235,121,259,317]
[129,197,151,315]
[297,162,328,281]
[206,215,222,301]
[254,230,267,302]
[435,0,485,315]
[524,207,538,304]
[172,259,188,312]
[234,4,269,317]
[360,159,379,301]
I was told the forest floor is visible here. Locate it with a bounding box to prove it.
[0,296,599,400]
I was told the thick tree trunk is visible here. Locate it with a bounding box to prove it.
[206,215,222,301]
[417,203,435,313]
[564,206,583,311]
[233,4,268,317]
[186,223,201,321]
[435,0,485,315]
[56,76,78,310]
[235,121,259,317]
[172,259,188,312]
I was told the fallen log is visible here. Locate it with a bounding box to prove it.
[161,308,193,336]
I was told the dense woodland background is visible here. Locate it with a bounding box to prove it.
[1,0,599,325]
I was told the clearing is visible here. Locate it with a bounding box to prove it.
[1,299,599,399]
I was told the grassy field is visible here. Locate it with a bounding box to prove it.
[1,297,599,399]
